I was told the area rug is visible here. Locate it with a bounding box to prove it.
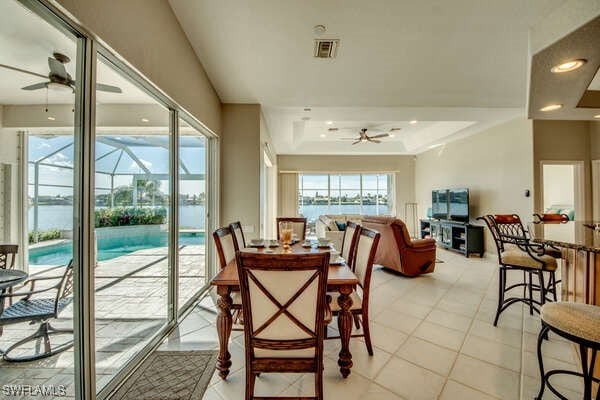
[110,350,218,400]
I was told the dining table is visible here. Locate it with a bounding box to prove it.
[210,241,360,380]
[0,269,28,336]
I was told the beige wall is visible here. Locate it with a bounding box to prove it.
[532,120,592,220]
[591,122,600,160]
[277,154,416,219]
[56,0,222,134]
[415,118,534,253]
[220,104,261,239]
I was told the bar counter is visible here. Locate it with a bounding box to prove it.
[529,221,600,305]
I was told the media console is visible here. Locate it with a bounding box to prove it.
[420,219,484,257]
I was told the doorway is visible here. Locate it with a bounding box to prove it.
[540,161,584,220]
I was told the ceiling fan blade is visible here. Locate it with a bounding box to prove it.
[0,63,47,79]
[369,133,389,139]
[48,57,68,79]
[21,82,48,91]
[352,140,361,145]
[338,137,358,140]
[369,139,382,143]
[97,83,122,93]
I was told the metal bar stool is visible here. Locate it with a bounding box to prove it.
[536,302,600,400]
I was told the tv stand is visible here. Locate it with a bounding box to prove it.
[420,219,484,257]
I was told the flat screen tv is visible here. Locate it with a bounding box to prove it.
[448,188,469,222]
[431,190,448,219]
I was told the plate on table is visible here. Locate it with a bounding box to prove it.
[317,244,331,249]
[301,242,313,248]
[267,241,279,248]
[249,241,265,248]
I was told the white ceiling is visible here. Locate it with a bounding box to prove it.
[170,0,566,154]
[0,0,153,106]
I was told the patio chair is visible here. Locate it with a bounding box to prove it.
[236,251,330,400]
[0,245,18,306]
[276,217,307,241]
[0,245,18,270]
[229,221,246,248]
[327,227,380,355]
[0,260,74,362]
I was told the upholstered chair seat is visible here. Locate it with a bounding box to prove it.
[500,249,557,271]
[536,302,600,399]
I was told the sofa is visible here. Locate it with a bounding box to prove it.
[361,216,436,277]
[316,214,363,250]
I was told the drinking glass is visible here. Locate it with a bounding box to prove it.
[280,222,293,252]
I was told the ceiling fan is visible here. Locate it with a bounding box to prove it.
[0,52,122,93]
[330,128,398,145]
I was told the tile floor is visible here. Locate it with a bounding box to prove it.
[162,249,584,400]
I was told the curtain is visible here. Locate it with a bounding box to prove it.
[278,172,298,217]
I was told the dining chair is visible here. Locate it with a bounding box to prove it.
[276,217,307,241]
[229,221,246,249]
[0,245,18,270]
[236,251,330,400]
[340,221,360,270]
[533,213,570,223]
[212,227,243,325]
[478,214,558,326]
[327,227,380,356]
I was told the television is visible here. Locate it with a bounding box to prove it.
[448,188,469,222]
[431,190,448,219]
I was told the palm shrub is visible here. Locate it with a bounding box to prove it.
[95,207,167,228]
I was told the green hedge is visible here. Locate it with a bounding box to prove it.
[28,229,61,244]
[94,207,167,228]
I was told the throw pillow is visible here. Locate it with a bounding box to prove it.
[335,221,347,231]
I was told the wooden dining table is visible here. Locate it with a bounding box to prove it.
[210,242,360,380]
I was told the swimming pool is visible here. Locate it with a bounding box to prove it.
[29,231,205,266]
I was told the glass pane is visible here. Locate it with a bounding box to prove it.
[339,190,361,214]
[301,174,328,189]
[362,174,378,189]
[340,174,360,190]
[0,0,78,395]
[178,119,207,309]
[94,56,170,392]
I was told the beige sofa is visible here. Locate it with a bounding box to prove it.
[316,214,363,250]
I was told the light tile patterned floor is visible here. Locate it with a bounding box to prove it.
[162,249,583,400]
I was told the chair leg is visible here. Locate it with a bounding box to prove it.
[535,324,550,400]
[528,271,534,315]
[537,271,546,308]
[2,322,73,363]
[361,312,374,356]
[245,368,256,400]
[353,314,361,330]
[493,267,505,327]
[549,272,557,302]
[315,366,323,400]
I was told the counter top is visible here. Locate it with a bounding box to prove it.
[528,221,600,253]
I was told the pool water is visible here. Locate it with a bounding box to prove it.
[29,232,205,266]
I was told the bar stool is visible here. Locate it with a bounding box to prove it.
[536,302,600,400]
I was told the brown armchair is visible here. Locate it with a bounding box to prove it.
[361,216,436,277]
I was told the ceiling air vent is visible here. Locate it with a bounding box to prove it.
[314,39,339,58]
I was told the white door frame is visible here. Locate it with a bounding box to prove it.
[539,160,585,220]
[592,159,600,221]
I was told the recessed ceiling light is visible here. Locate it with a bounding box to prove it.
[389,134,395,138]
[301,116,311,121]
[319,134,326,138]
[313,25,326,35]
[141,118,149,122]
[326,121,333,125]
[540,104,562,112]
[47,116,56,121]
[550,59,587,73]
[303,108,311,112]
[409,120,418,124]
[594,114,600,119]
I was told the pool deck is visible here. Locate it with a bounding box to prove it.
[0,244,207,398]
